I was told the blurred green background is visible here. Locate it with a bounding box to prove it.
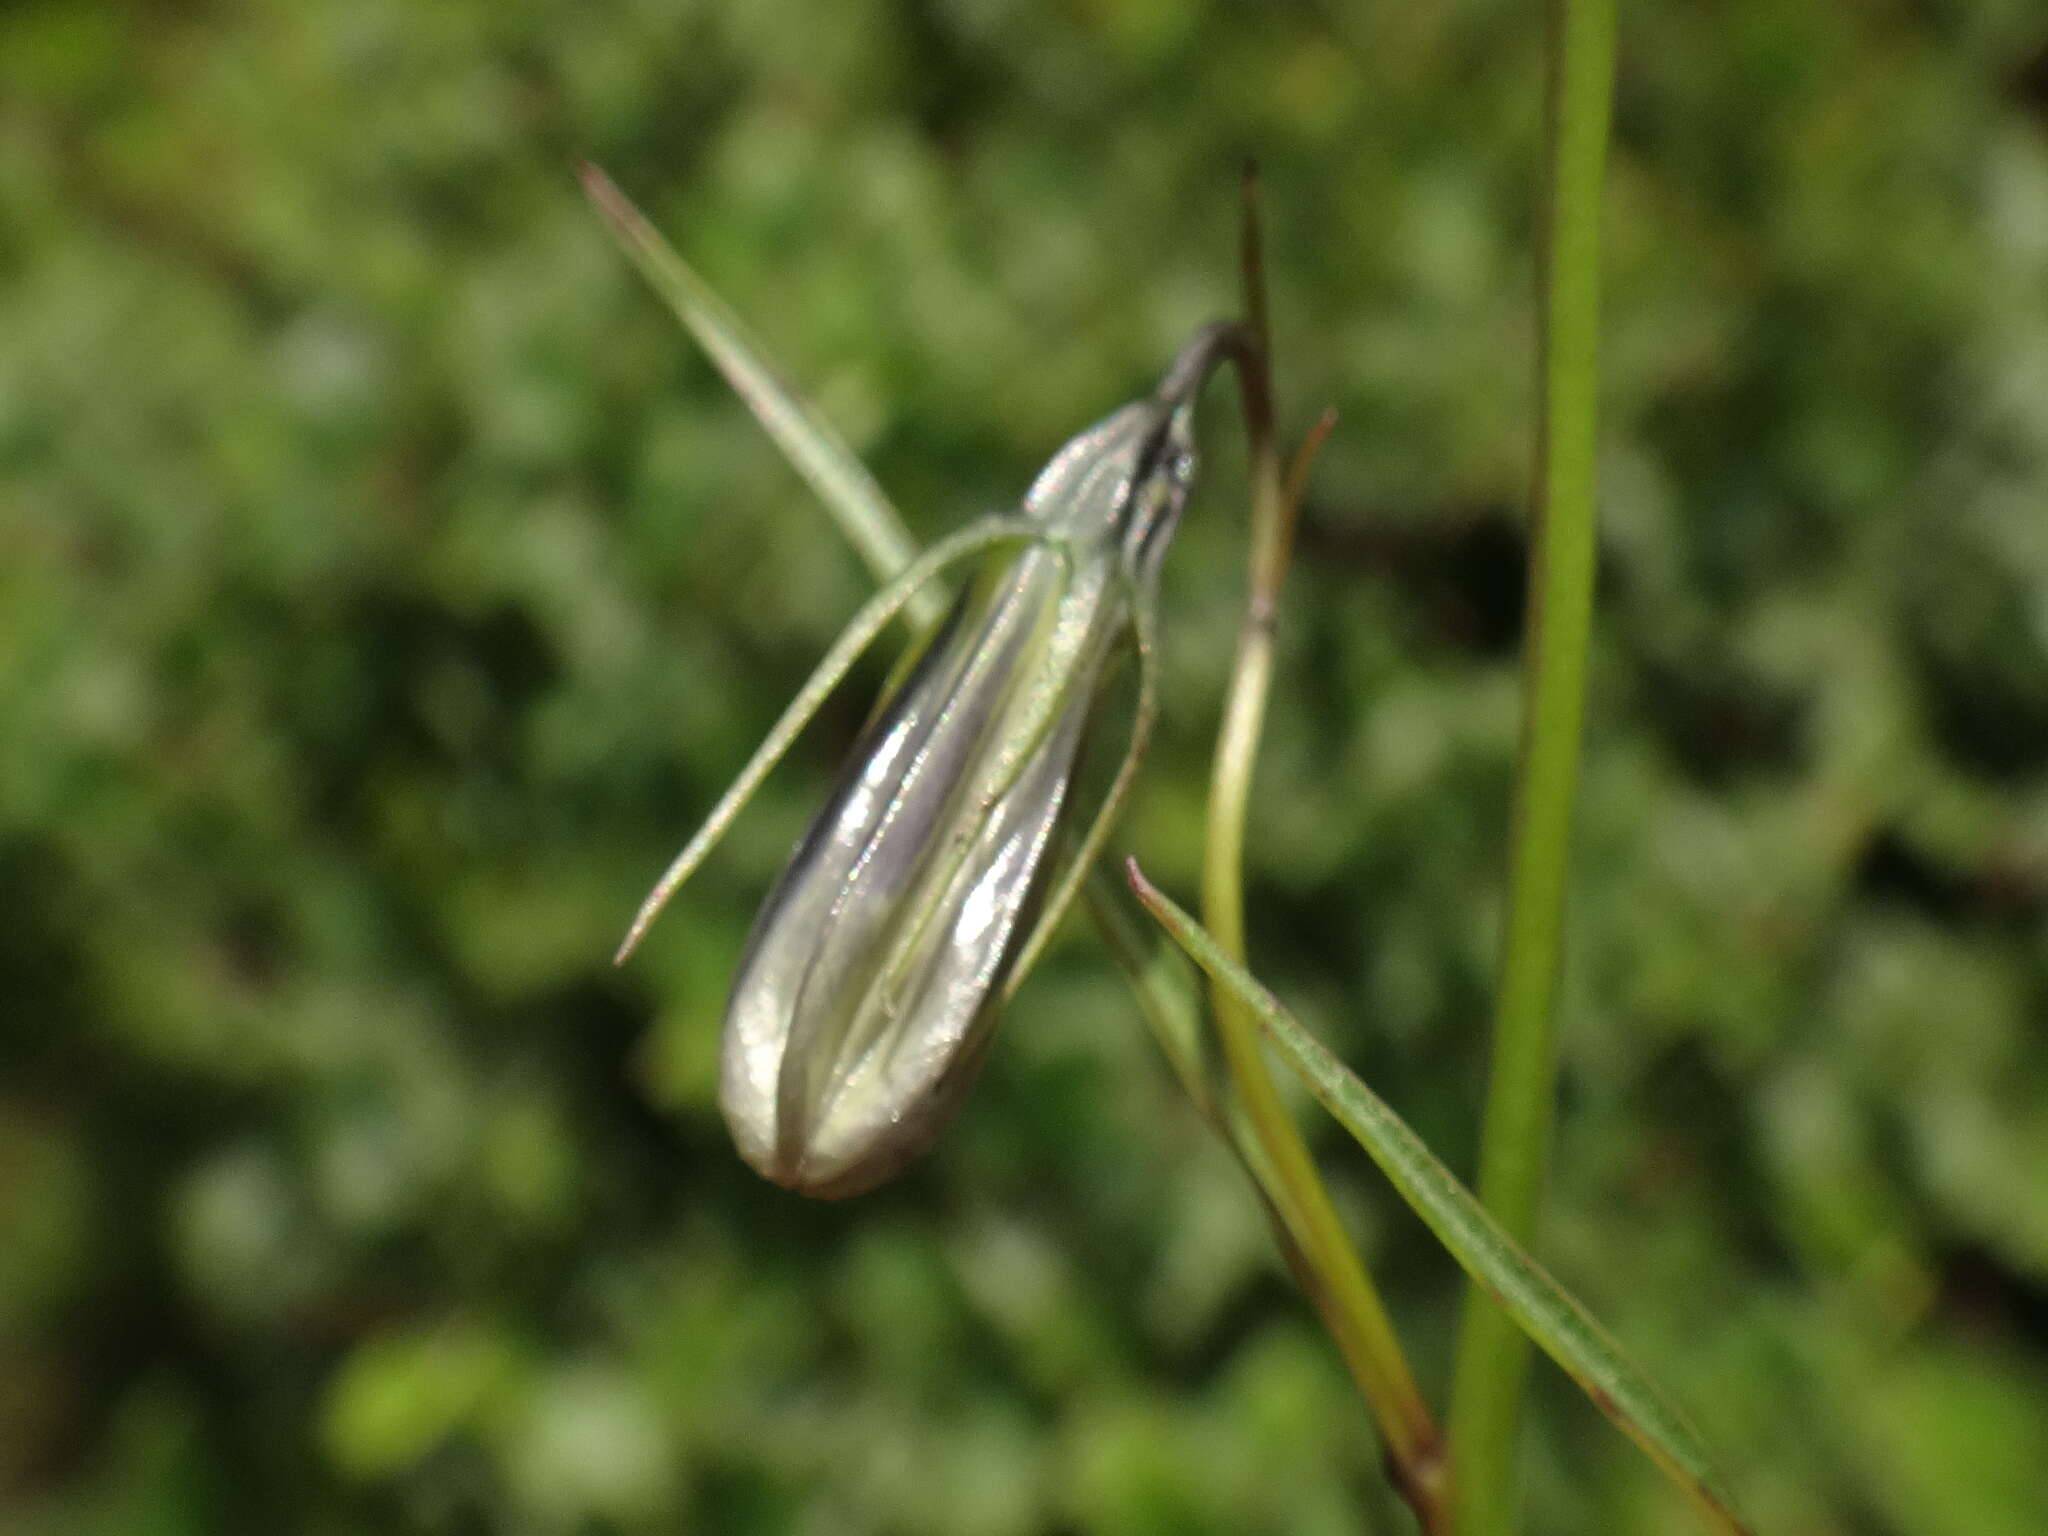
[8,1,2048,1531]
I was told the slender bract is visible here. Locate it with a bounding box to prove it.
[623,326,1243,1197]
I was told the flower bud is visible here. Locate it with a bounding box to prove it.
[720,326,1235,1195]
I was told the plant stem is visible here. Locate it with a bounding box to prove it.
[1448,2,1618,1532]
[1204,169,1447,1531]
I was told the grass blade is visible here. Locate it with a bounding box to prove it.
[1126,861,1752,1536]
[578,163,943,633]
[614,517,1033,962]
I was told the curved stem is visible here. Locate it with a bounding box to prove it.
[1202,168,1447,1529]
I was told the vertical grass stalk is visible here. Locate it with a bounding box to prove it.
[1448,1,1619,1531]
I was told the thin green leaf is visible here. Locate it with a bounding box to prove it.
[1125,861,1752,1536]
[613,516,1034,963]
[1084,870,1340,1322]
[578,163,943,633]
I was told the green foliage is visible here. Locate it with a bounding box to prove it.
[6,2,2048,1532]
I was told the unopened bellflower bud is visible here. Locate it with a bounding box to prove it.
[622,324,1243,1196]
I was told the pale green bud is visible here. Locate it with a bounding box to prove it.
[721,325,1236,1196]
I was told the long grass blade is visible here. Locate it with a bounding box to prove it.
[614,517,1033,962]
[579,163,943,633]
[1126,861,1751,1536]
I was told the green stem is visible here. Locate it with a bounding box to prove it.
[1204,171,1447,1531]
[1448,2,1617,1532]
